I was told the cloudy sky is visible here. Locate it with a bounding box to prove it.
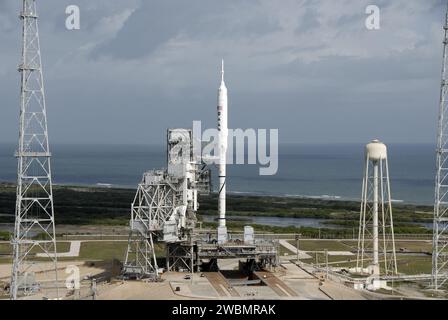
[0,0,446,145]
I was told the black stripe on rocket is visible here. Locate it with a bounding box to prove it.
[218,176,226,195]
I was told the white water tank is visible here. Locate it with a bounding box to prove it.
[365,139,387,161]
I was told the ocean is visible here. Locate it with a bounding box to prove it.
[0,143,436,205]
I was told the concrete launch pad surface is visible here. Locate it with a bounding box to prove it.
[0,260,404,300]
[100,262,367,300]
[1,237,433,300]
[98,281,187,300]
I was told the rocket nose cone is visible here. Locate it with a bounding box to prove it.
[219,81,228,94]
[219,60,227,89]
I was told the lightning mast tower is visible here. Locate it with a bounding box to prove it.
[10,0,59,299]
[433,1,448,291]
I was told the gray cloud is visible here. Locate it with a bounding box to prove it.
[0,0,446,146]
[295,7,320,34]
[92,0,281,60]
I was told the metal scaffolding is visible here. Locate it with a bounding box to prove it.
[123,129,210,279]
[166,242,197,273]
[10,0,59,299]
[123,175,177,279]
[432,1,448,291]
[122,126,279,278]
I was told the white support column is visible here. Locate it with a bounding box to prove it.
[372,161,379,269]
[356,140,396,280]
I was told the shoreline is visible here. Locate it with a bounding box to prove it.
[0,181,433,207]
[0,182,433,236]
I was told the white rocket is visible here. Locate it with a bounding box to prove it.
[217,60,228,243]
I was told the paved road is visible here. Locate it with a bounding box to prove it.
[254,271,297,297]
[279,240,311,259]
[204,272,240,297]
[36,241,81,258]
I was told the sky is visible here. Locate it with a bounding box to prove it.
[0,0,446,145]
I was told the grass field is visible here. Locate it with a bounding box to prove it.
[293,254,432,275]
[287,239,432,253]
[68,241,164,261]
[287,239,357,251]
[0,237,436,277]
[282,239,433,275]
[0,237,435,298]
[0,183,434,237]
[0,242,71,263]
[0,241,165,264]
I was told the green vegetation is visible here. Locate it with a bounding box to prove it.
[0,231,10,241]
[0,183,433,236]
[0,184,133,226]
[281,239,433,275]
[395,255,432,275]
[0,242,71,263]
[287,240,357,251]
[75,242,128,261]
[75,241,164,261]
[286,240,432,253]
[0,241,163,263]
[0,243,11,255]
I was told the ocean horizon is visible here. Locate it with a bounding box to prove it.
[0,142,436,205]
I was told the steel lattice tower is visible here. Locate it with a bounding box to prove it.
[10,0,59,299]
[433,2,448,291]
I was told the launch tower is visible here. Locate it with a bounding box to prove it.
[123,129,211,278]
[123,62,278,279]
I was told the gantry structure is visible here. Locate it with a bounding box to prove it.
[122,128,278,280]
[10,0,59,299]
[123,129,211,279]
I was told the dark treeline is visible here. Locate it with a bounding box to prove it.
[0,183,433,236]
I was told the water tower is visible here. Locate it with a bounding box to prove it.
[356,140,397,278]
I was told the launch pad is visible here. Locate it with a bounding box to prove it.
[122,126,278,280]
[122,63,278,280]
[125,230,278,279]
[165,232,278,274]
